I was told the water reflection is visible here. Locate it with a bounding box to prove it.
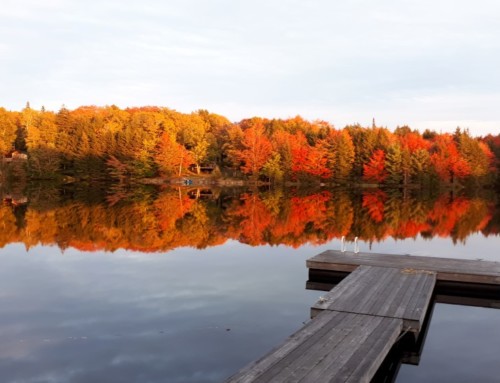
[396,303,500,383]
[0,243,321,383]
[0,186,499,382]
[1,187,498,252]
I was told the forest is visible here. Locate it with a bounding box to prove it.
[1,187,497,252]
[0,104,499,187]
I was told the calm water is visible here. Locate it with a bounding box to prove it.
[0,186,499,382]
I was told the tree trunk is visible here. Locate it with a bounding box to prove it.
[178,153,184,176]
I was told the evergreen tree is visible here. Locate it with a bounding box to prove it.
[26,110,60,177]
[345,125,377,178]
[455,128,491,179]
[323,129,355,182]
[411,149,432,185]
[385,144,403,185]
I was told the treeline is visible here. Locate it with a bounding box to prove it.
[0,104,498,186]
[0,188,497,252]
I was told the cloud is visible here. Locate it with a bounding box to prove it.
[0,0,499,134]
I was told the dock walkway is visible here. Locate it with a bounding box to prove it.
[307,250,500,285]
[226,251,500,383]
[310,265,435,332]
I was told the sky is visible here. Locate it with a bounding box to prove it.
[1,0,499,136]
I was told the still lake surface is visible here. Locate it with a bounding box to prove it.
[0,186,499,382]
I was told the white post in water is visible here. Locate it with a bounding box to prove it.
[354,237,359,254]
[341,236,345,253]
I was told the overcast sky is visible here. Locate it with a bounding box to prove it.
[1,0,499,135]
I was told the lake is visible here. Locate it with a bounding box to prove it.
[0,186,499,382]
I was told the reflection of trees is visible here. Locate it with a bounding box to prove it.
[0,188,497,252]
[427,196,492,244]
[0,205,19,248]
[427,196,471,239]
[269,192,332,246]
[322,192,354,240]
[385,192,431,240]
[226,193,274,246]
[482,199,500,237]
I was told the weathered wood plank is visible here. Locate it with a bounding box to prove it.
[307,250,500,285]
[226,312,402,383]
[301,316,402,383]
[402,273,436,325]
[226,310,344,383]
[259,313,370,383]
[311,266,436,332]
[308,279,500,310]
[334,317,403,383]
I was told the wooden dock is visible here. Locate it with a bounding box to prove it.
[226,251,500,383]
[307,250,500,285]
[310,265,435,333]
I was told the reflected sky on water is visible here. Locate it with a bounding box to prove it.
[396,303,500,383]
[0,189,499,382]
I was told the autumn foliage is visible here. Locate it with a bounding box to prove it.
[0,104,497,186]
[237,123,273,177]
[363,150,387,183]
[0,188,497,252]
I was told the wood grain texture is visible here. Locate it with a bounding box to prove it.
[311,265,435,332]
[307,250,500,285]
[225,311,402,383]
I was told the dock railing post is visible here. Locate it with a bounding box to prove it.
[341,236,359,254]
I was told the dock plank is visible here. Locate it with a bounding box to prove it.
[307,280,500,310]
[311,265,436,332]
[225,311,402,383]
[259,313,369,383]
[307,250,500,285]
[332,316,403,383]
[226,310,345,383]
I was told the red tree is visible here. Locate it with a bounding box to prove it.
[291,132,331,179]
[238,124,273,177]
[399,131,430,153]
[430,134,471,182]
[363,149,387,183]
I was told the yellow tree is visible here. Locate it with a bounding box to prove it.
[197,110,232,165]
[24,107,60,177]
[175,113,210,174]
[126,107,168,176]
[0,107,16,155]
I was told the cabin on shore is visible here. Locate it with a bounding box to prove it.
[3,151,28,163]
[188,163,216,174]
